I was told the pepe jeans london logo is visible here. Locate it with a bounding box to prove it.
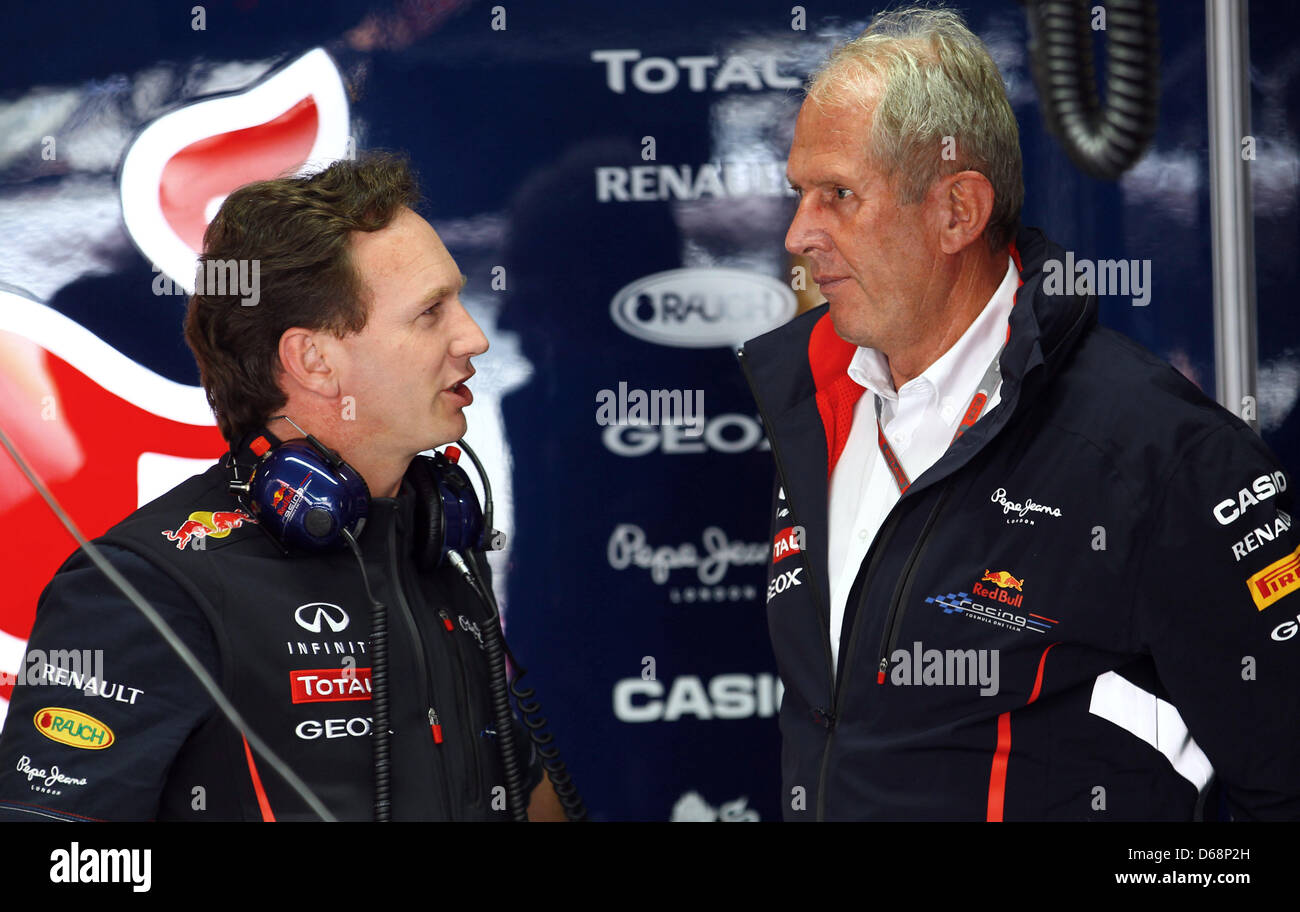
[990,487,1062,526]
[606,524,768,585]
[16,755,88,795]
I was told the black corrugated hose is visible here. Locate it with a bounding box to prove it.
[1024,0,1161,180]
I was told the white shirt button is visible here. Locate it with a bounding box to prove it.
[858,529,869,540]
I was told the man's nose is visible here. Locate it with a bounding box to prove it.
[785,197,828,257]
[451,301,489,358]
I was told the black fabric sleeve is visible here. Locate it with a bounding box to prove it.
[1133,424,1300,820]
[0,546,219,821]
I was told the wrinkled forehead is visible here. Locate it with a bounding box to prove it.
[787,99,875,180]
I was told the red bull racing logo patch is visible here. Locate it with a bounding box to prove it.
[161,509,255,550]
[925,569,1059,634]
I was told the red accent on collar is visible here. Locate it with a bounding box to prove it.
[807,242,1025,478]
[808,314,864,478]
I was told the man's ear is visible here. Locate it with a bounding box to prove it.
[935,170,995,256]
[278,327,340,398]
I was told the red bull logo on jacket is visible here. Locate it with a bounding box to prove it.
[980,569,1024,591]
[161,509,255,550]
[925,589,1059,635]
[972,570,1026,608]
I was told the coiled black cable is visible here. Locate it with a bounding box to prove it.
[449,550,528,821]
[509,668,588,822]
[464,550,587,822]
[1024,0,1160,180]
[452,548,588,822]
[479,598,528,822]
[342,528,391,822]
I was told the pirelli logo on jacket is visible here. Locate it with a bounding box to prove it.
[1248,544,1300,611]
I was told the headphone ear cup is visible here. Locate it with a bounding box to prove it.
[408,455,444,571]
[244,438,369,552]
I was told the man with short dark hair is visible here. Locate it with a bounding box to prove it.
[741,6,1300,820]
[0,154,563,821]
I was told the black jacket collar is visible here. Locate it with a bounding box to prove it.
[739,225,1097,610]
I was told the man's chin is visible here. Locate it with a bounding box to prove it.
[425,415,469,451]
[827,302,877,350]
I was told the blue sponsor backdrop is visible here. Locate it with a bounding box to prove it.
[1,0,1297,821]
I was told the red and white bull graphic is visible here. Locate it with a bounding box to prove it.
[161,509,256,551]
[120,48,350,293]
[0,289,227,716]
[973,570,1026,608]
[980,569,1025,590]
[0,48,352,727]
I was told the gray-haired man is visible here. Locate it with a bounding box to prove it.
[741,5,1299,821]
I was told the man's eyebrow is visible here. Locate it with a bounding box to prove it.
[421,273,468,303]
[789,170,856,189]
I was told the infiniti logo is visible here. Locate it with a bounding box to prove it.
[294,602,349,634]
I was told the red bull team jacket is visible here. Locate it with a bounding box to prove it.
[0,450,540,821]
[739,226,1300,821]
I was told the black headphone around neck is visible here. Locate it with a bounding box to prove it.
[227,416,504,567]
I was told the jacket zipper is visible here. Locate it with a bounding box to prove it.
[439,607,483,806]
[814,503,904,819]
[745,275,1065,818]
[738,347,844,821]
[387,521,455,819]
[739,344,960,821]
[873,486,954,684]
[736,348,835,692]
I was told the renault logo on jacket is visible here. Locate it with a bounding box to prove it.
[293,603,350,634]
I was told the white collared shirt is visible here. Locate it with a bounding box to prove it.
[826,256,1018,672]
